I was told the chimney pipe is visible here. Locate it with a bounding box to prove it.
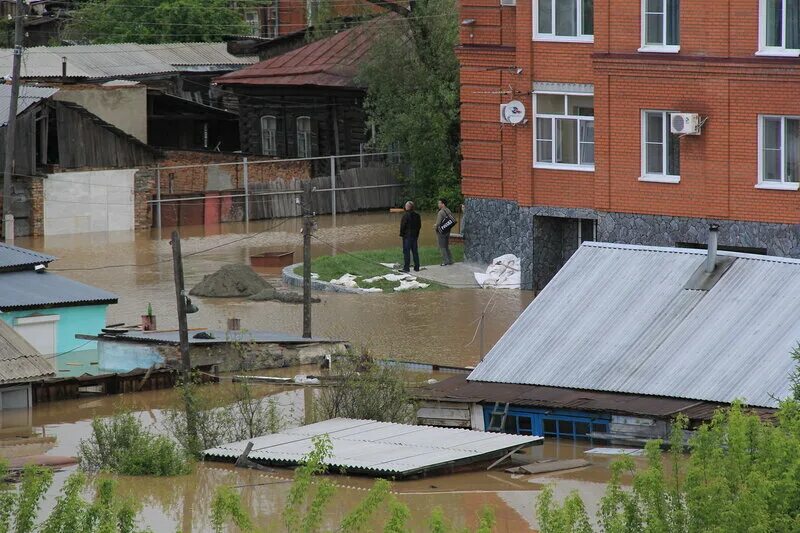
[61,57,66,81]
[706,224,719,273]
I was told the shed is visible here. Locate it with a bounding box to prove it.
[0,319,54,411]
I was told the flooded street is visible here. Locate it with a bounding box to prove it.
[17,212,533,368]
[6,213,622,531]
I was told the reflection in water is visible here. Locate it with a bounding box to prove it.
[16,212,534,368]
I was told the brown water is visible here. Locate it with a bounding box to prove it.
[8,215,625,531]
[17,212,534,368]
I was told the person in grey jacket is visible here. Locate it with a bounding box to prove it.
[434,198,454,266]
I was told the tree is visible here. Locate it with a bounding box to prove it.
[358,0,461,210]
[64,0,249,44]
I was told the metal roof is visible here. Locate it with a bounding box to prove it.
[204,418,541,477]
[0,320,54,384]
[0,270,118,311]
[0,242,56,270]
[85,329,336,346]
[0,85,59,127]
[468,242,800,408]
[216,17,392,88]
[0,43,257,79]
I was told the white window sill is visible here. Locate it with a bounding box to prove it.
[534,163,595,172]
[755,181,800,191]
[638,175,680,184]
[755,48,800,57]
[638,45,680,54]
[533,35,594,44]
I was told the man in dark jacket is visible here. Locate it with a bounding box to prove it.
[399,201,421,272]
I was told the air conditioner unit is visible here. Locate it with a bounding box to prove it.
[670,113,701,135]
[500,0,517,6]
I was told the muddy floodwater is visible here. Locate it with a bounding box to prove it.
[18,212,533,367]
[7,214,627,531]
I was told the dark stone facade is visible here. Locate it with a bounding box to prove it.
[465,197,800,291]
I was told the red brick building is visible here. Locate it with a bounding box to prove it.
[243,0,385,37]
[459,0,800,289]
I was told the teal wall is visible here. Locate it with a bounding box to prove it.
[0,304,109,376]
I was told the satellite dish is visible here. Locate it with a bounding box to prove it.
[502,100,526,125]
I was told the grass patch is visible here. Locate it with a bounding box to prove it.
[296,245,464,292]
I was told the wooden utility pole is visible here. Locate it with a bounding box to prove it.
[171,230,197,451]
[302,181,313,339]
[2,0,25,244]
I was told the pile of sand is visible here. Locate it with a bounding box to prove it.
[190,264,274,298]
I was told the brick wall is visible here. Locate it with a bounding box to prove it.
[458,0,800,225]
[29,179,43,236]
[134,169,155,230]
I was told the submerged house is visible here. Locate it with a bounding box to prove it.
[421,230,795,443]
[0,243,117,376]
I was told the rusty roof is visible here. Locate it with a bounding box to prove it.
[216,17,394,89]
[418,375,776,422]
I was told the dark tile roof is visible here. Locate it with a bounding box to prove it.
[0,270,118,311]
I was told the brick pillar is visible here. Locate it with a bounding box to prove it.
[134,169,155,230]
[29,179,44,236]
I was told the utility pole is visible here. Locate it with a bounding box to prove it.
[302,180,313,339]
[2,0,25,244]
[171,230,198,453]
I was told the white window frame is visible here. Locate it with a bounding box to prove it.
[639,110,681,184]
[756,115,800,190]
[296,116,311,158]
[533,0,594,43]
[638,0,680,53]
[261,115,277,156]
[757,0,800,57]
[533,91,595,172]
[244,10,260,37]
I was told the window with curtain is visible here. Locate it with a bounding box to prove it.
[535,93,594,168]
[296,116,311,158]
[643,0,680,48]
[536,0,594,40]
[642,111,680,181]
[760,116,800,184]
[763,0,800,51]
[260,115,277,156]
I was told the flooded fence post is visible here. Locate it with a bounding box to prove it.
[156,167,162,231]
[243,157,250,227]
[330,155,336,223]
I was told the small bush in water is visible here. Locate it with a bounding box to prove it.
[79,412,190,476]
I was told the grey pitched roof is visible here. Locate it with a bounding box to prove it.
[0,85,59,127]
[468,242,800,408]
[0,242,56,270]
[0,270,117,311]
[0,320,54,384]
[0,43,257,80]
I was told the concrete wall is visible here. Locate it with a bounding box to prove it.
[1,304,109,375]
[44,169,137,235]
[53,85,148,143]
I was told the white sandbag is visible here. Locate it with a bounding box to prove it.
[393,280,430,292]
[384,273,414,282]
[330,273,359,288]
[361,287,384,293]
[362,275,384,283]
[474,254,521,289]
[379,262,399,269]
[311,273,320,280]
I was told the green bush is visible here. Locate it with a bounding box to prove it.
[78,412,190,476]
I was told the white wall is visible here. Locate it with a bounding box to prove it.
[44,169,137,235]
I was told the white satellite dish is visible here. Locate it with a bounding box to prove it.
[502,100,526,125]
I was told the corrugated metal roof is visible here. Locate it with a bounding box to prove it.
[0,43,257,79]
[87,329,335,346]
[0,320,54,384]
[0,85,59,127]
[468,242,800,408]
[0,270,117,311]
[204,418,540,477]
[216,17,394,88]
[0,241,56,269]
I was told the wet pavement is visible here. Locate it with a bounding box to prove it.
[5,213,631,531]
[414,262,485,288]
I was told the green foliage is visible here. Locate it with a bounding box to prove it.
[284,434,334,533]
[475,507,496,533]
[210,486,252,533]
[382,498,411,533]
[359,0,461,209]
[78,412,190,476]
[540,401,800,532]
[339,479,392,532]
[314,350,417,423]
[64,0,249,44]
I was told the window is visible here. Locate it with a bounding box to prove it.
[244,10,260,36]
[641,111,680,183]
[535,0,594,41]
[296,116,311,158]
[535,92,594,170]
[261,115,277,156]
[759,0,800,55]
[641,0,680,51]
[758,115,800,190]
